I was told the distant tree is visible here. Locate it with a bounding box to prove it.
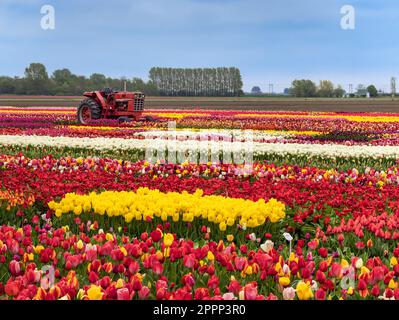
[367,85,378,97]
[51,69,77,95]
[25,63,48,81]
[52,69,73,84]
[317,80,334,97]
[131,77,146,91]
[333,85,345,98]
[89,73,107,90]
[291,79,317,97]
[251,86,262,95]
[144,81,160,96]
[283,88,292,96]
[24,63,51,94]
[149,67,243,96]
[14,77,27,95]
[0,77,17,94]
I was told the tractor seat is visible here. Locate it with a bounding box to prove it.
[101,88,113,96]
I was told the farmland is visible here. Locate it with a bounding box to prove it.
[2,105,399,300]
[1,95,399,112]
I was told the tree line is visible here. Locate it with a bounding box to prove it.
[289,79,379,98]
[149,67,243,96]
[0,63,244,97]
[0,63,158,96]
[0,63,158,95]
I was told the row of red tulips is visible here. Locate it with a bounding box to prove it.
[1,154,399,243]
[2,219,399,300]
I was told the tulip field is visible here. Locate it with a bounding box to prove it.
[3,106,399,300]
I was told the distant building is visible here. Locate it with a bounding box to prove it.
[345,88,369,98]
[377,90,385,96]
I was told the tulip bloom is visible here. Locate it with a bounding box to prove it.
[87,285,103,300]
[282,287,295,300]
[296,281,313,300]
[243,283,258,300]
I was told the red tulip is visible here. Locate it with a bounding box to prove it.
[316,270,326,283]
[5,280,19,297]
[99,276,111,289]
[156,287,168,300]
[117,287,130,300]
[318,247,328,258]
[357,279,368,298]
[194,288,210,300]
[182,273,195,288]
[301,267,311,279]
[371,284,380,297]
[355,242,365,250]
[385,289,394,299]
[140,232,148,241]
[88,271,99,283]
[152,262,163,275]
[371,266,385,283]
[315,288,326,300]
[150,229,162,242]
[208,275,219,290]
[9,260,21,276]
[308,240,318,250]
[227,280,242,294]
[183,254,196,268]
[234,257,247,271]
[128,261,139,274]
[243,283,257,300]
[138,286,150,299]
[330,263,342,278]
[207,264,215,275]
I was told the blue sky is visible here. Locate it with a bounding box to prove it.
[0,0,398,92]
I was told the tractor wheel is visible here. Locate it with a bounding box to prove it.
[77,98,102,124]
[144,115,158,122]
[117,116,132,123]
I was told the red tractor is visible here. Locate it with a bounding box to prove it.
[77,88,155,124]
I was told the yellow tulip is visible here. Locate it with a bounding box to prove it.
[106,233,114,242]
[163,233,174,247]
[296,281,313,300]
[34,245,44,254]
[389,279,398,289]
[87,285,103,300]
[244,265,253,275]
[279,276,290,287]
[76,240,84,250]
[207,251,215,261]
[49,188,285,232]
[219,222,227,231]
[116,279,124,289]
[120,247,127,256]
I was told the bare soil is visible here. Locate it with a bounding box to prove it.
[1,96,399,112]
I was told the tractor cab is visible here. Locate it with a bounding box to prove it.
[100,88,116,98]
